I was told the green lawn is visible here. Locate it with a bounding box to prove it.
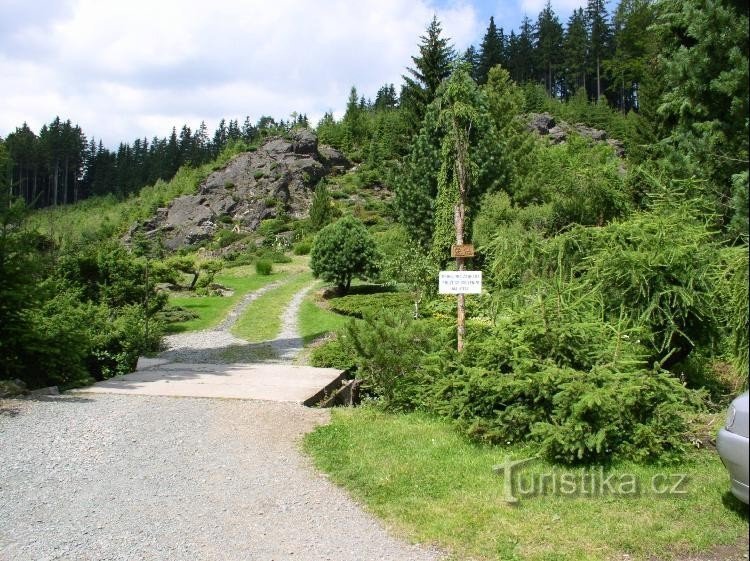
[298,288,354,344]
[166,266,288,333]
[303,407,749,561]
[231,271,315,342]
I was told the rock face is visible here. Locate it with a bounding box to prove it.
[127,130,349,250]
[526,112,625,157]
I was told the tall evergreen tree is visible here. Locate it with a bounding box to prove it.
[534,2,564,96]
[562,8,589,97]
[462,46,480,82]
[477,16,505,84]
[401,16,455,128]
[604,0,656,111]
[586,0,612,100]
[511,16,536,83]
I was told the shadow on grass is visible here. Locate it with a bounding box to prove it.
[321,283,396,300]
[722,491,750,520]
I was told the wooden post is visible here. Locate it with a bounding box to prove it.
[453,115,470,353]
[455,206,466,352]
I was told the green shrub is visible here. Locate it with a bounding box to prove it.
[346,311,451,409]
[308,336,357,370]
[432,361,701,464]
[311,215,379,294]
[309,181,336,231]
[293,240,312,255]
[257,218,288,237]
[328,292,413,319]
[255,259,273,275]
[213,228,246,248]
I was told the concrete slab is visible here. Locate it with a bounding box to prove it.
[72,363,345,406]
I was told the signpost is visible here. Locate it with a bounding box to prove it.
[450,244,475,258]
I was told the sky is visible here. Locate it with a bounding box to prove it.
[0,0,590,148]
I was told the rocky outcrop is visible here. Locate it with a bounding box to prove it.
[126,130,350,250]
[526,112,625,157]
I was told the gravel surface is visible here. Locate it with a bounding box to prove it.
[0,394,444,561]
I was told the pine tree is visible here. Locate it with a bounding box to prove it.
[401,16,455,128]
[534,2,564,96]
[562,8,589,97]
[586,0,612,101]
[654,0,749,231]
[604,0,656,112]
[309,181,334,231]
[462,46,480,82]
[512,16,535,84]
[477,16,505,84]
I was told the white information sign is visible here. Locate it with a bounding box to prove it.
[438,271,482,295]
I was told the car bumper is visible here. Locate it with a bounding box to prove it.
[717,428,749,504]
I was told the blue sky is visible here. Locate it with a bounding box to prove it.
[0,0,592,148]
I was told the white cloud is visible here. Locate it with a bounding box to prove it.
[517,0,587,18]
[0,0,481,147]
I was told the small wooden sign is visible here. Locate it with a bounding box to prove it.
[451,244,475,258]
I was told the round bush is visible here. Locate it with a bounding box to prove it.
[255,259,273,276]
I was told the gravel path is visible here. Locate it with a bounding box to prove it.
[158,279,314,364]
[0,394,444,561]
[270,282,317,362]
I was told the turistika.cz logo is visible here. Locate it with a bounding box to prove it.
[493,456,689,504]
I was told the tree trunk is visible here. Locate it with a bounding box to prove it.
[63,156,69,205]
[453,116,470,353]
[53,160,59,206]
[596,56,601,101]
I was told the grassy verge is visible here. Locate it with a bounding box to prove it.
[298,288,354,344]
[231,271,314,342]
[303,407,749,561]
[166,266,288,333]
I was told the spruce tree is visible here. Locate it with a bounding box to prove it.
[586,0,612,101]
[562,8,589,97]
[477,16,505,84]
[534,2,564,96]
[462,46,480,82]
[401,16,455,128]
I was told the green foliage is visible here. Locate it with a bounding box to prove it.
[395,64,519,253]
[257,218,289,237]
[2,197,164,389]
[374,225,438,308]
[515,134,629,230]
[309,181,335,231]
[328,292,413,319]
[485,198,722,369]
[0,197,47,381]
[713,246,749,382]
[401,16,456,127]
[255,259,273,276]
[211,228,247,249]
[346,311,450,409]
[292,240,312,255]
[308,336,357,370]
[433,362,701,465]
[310,215,379,294]
[654,0,749,228]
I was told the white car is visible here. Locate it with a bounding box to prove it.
[717,391,749,504]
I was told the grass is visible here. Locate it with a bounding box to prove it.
[166,266,289,333]
[298,288,354,344]
[231,271,315,342]
[303,407,749,561]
